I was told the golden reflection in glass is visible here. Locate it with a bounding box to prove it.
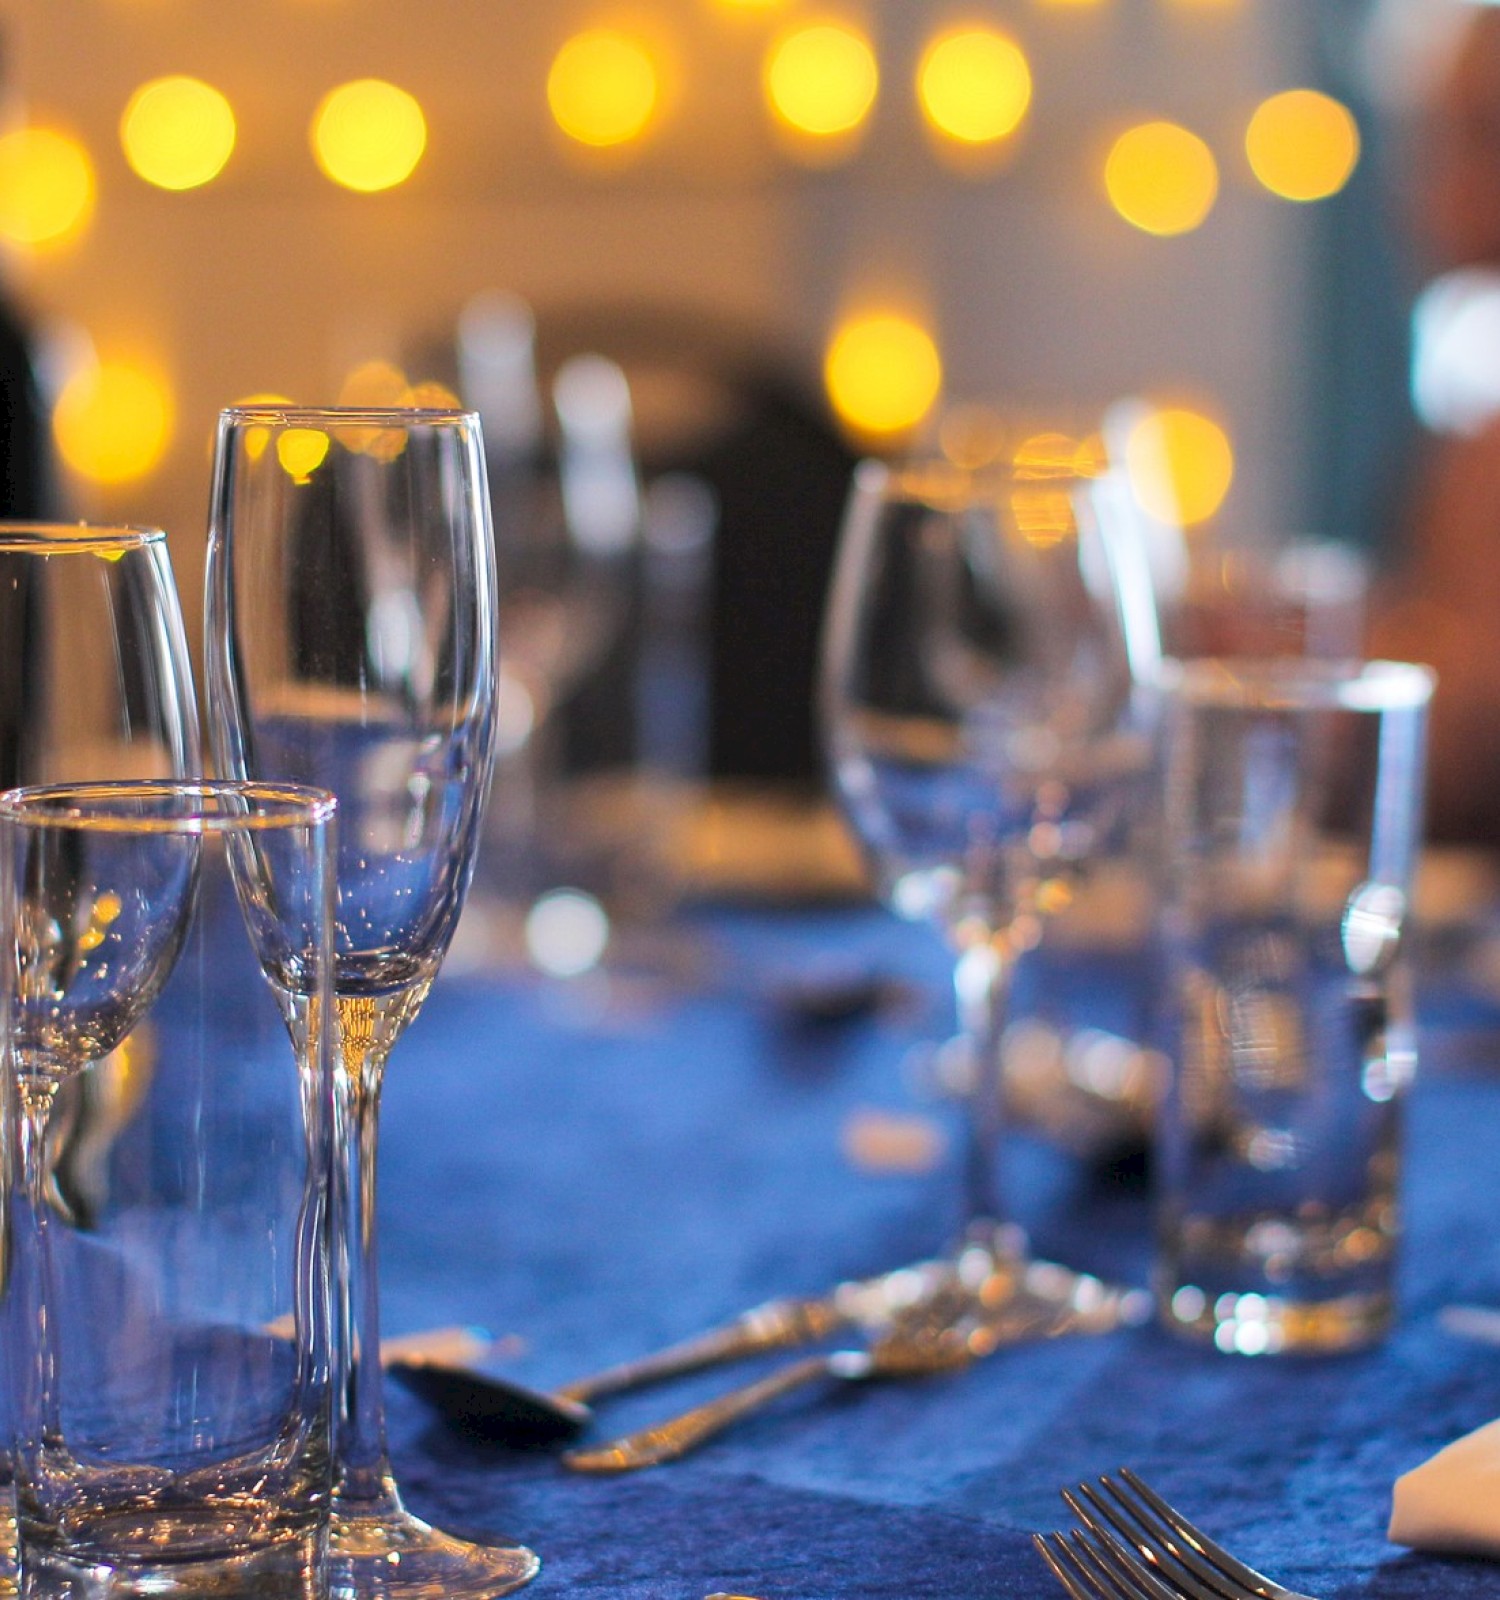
[764,21,878,138]
[310,79,426,192]
[277,428,330,485]
[824,313,941,438]
[1245,89,1359,203]
[548,29,660,149]
[1010,486,1075,547]
[1104,120,1218,236]
[1013,431,1090,479]
[120,76,236,191]
[0,127,95,248]
[54,360,172,486]
[226,393,296,463]
[917,27,1030,146]
[1124,405,1233,526]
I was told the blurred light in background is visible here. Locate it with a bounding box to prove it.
[0,127,95,248]
[1411,268,1500,436]
[277,427,330,484]
[1104,120,1217,236]
[916,27,1031,146]
[120,76,236,191]
[1123,405,1233,525]
[338,358,409,406]
[525,888,610,979]
[548,29,660,149]
[824,312,941,437]
[54,358,173,485]
[764,21,878,138]
[938,402,1008,468]
[311,79,427,192]
[712,0,789,11]
[1244,88,1359,202]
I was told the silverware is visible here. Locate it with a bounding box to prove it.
[554,1251,971,1404]
[1034,1467,1321,1600]
[563,1264,1130,1472]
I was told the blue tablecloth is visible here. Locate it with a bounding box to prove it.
[374,902,1500,1599]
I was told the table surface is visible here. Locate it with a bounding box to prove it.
[371,896,1500,1599]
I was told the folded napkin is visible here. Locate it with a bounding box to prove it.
[1389,1416,1500,1555]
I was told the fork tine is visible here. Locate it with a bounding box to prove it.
[1066,1517,1204,1600]
[1033,1532,1113,1600]
[1113,1468,1286,1600]
[1064,1486,1235,1600]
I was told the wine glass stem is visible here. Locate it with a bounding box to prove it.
[954,938,1014,1240]
[15,1079,64,1458]
[337,1045,394,1508]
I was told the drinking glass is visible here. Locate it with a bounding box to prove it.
[821,455,1152,1274]
[205,408,537,1599]
[1,780,336,1599]
[0,523,200,1582]
[1153,658,1433,1353]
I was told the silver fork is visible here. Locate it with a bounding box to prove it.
[1033,1467,1321,1600]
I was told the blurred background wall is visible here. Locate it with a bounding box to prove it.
[0,0,1409,668]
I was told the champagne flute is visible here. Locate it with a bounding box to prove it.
[0,522,201,1577]
[820,455,1152,1282]
[205,407,537,1599]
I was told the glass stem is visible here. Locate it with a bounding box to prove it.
[954,937,1014,1245]
[334,1002,397,1512]
[15,1078,64,1462]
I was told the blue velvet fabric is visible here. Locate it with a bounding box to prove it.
[374,904,1500,1598]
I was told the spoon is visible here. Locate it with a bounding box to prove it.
[387,1358,592,1447]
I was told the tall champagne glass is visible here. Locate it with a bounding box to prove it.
[205,408,537,1599]
[821,456,1151,1279]
[0,523,200,1576]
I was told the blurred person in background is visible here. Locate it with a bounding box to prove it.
[1369,0,1500,844]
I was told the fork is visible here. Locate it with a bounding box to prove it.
[1033,1466,1321,1600]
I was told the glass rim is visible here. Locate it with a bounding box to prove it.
[219,404,478,429]
[1154,656,1436,713]
[0,779,338,835]
[0,522,165,556]
[856,453,1102,506]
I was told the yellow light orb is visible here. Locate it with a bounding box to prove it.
[278,428,330,484]
[311,79,426,193]
[228,393,296,463]
[1124,406,1233,526]
[824,314,942,438]
[547,30,660,149]
[53,361,172,486]
[765,22,879,138]
[1105,120,1218,236]
[0,127,95,248]
[338,359,409,407]
[917,27,1031,145]
[120,76,236,191]
[1245,88,1359,203]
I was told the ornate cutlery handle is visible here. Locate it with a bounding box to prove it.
[555,1298,846,1404]
[562,1350,867,1471]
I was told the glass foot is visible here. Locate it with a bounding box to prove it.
[330,1495,538,1600]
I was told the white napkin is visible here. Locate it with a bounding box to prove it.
[1389,1416,1500,1555]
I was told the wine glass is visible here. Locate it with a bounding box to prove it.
[820,455,1153,1282]
[204,407,537,1599]
[0,522,201,1575]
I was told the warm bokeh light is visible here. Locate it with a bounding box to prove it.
[547,29,660,149]
[824,313,942,437]
[765,21,879,138]
[713,0,788,9]
[0,127,95,248]
[917,27,1031,145]
[120,76,236,191]
[403,380,461,408]
[1245,88,1360,203]
[229,393,296,463]
[54,360,173,486]
[1104,120,1218,236]
[337,359,409,407]
[311,79,426,192]
[278,428,330,484]
[1124,406,1234,526]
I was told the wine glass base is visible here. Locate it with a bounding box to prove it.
[330,1504,539,1600]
